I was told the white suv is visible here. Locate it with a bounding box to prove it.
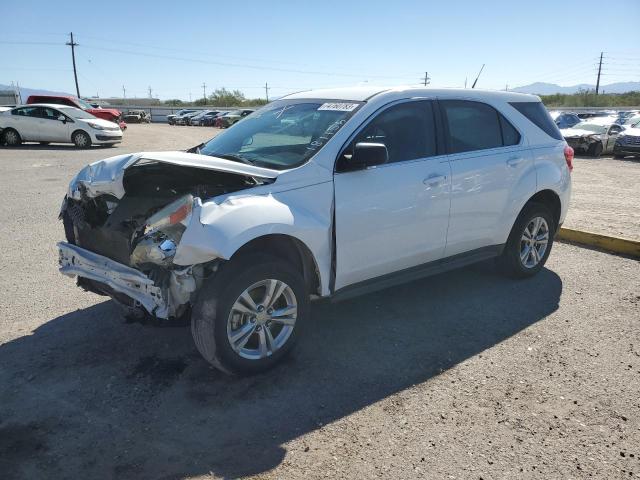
[58,86,572,374]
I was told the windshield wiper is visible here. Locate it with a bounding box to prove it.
[213,153,255,166]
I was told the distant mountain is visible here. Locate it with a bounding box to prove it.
[512,82,640,95]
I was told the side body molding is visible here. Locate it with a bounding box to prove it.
[173,182,335,296]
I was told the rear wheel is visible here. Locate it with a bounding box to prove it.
[498,203,555,278]
[2,129,22,146]
[191,254,308,375]
[72,130,91,148]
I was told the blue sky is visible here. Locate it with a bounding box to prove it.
[3,0,639,100]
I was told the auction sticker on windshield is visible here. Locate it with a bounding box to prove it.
[318,102,360,112]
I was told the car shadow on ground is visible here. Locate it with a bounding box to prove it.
[0,261,562,480]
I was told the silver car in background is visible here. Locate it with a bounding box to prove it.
[0,104,123,147]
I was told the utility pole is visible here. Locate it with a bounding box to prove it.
[422,72,431,86]
[148,86,152,98]
[505,84,509,91]
[66,32,80,97]
[265,82,270,101]
[464,77,467,89]
[595,51,603,95]
[202,82,207,102]
[189,92,192,103]
[122,85,126,105]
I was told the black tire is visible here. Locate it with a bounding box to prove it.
[613,154,625,159]
[72,130,91,148]
[498,202,555,278]
[588,141,603,158]
[2,128,22,146]
[39,141,50,145]
[191,254,309,375]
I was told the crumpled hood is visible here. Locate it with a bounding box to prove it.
[68,151,279,200]
[560,128,601,138]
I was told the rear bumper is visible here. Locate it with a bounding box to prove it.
[58,242,168,317]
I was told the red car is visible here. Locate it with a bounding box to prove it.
[26,95,126,130]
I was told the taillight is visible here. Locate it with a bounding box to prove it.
[564,145,574,172]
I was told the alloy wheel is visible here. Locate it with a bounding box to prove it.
[520,216,549,268]
[226,279,297,360]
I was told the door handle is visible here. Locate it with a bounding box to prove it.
[506,156,524,167]
[423,174,447,187]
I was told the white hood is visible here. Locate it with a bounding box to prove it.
[78,117,121,130]
[68,151,279,200]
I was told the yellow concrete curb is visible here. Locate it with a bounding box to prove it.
[557,228,640,258]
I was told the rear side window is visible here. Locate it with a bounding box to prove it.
[440,100,503,153]
[510,101,563,140]
[499,114,521,146]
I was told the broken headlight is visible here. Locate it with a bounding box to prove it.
[130,194,194,267]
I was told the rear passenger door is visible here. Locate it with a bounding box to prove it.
[439,99,535,256]
[9,106,40,140]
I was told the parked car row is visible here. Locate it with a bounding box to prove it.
[550,109,640,159]
[167,108,255,127]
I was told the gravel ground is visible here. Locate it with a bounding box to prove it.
[564,155,640,240]
[1,124,638,479]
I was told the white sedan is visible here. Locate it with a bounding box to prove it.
[0,104,123,147]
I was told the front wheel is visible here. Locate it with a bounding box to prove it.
[191,254,309,375]
[498,203,555,278]
[589,141,603,158]
[72,130,91,148]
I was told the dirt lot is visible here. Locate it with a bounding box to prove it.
[1,124,639,479]
[565,156,640,240]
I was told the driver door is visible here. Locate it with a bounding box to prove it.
[605,124,623,152]
[37,107,72,142]
[333,100,451,290]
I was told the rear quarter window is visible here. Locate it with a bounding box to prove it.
[510,101,563,141]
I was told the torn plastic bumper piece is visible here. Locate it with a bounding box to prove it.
[57,241,169,318]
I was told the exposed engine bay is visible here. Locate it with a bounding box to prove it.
[60,160,266,319]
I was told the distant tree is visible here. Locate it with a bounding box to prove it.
[206,88,246,107]
[540,91,640,108]
[163,99,184,106]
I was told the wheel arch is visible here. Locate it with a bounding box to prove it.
[229,234,321,296]
[522,189,562,230]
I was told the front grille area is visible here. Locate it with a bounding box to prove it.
[622,135,640,145]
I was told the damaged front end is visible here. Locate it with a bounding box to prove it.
[58,155,271,320]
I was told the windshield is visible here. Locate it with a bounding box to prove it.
[59,106,96,119]
[570,123,607,134]
[199,100,362,170]
[76,98,94,110]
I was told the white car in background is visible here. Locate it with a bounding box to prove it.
[0,104,123,147]
[57,86,572,374]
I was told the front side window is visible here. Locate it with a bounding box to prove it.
[440,100,503,153]
[349,101,437,163]
[40,107,61,120]
[199,100,362,170]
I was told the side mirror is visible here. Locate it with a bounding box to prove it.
[58,114,66,123]
[344,142,388,171]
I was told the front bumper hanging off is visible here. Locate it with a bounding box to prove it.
[58,241,169,317]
